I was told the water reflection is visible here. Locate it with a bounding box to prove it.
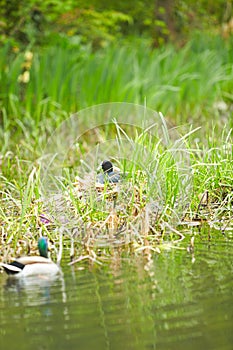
[3,273,65,308]
[0,229,233,350]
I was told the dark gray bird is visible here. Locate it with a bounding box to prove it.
[96,160,121,184]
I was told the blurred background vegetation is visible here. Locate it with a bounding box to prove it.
[0,0,232,149]
[0,0,232,48]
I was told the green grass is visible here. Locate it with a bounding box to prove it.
[0,34,232,262]
[0,119,232,261]
[1,34,232,137]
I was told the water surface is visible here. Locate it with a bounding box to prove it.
[0,228,232,350]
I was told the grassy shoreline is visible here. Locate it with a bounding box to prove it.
[0,35,232,262]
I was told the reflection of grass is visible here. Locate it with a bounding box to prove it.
[0,35,232,261]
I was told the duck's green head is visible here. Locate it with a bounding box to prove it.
[38,237,49,258]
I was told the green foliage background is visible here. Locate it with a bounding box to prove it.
[0,0,232,145]
[0,0,232,48]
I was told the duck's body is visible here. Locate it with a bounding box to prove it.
[0,257,60,277]
[96,160,122,184]
[97,171,121,184]
[0,237,60,277]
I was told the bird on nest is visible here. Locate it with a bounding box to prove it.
[0,237,60,277]
[96,160,122,184]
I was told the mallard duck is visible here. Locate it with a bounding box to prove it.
[96,160,121,184]
[0,237,60,277]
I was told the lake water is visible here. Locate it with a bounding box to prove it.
[0,227,233,350]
